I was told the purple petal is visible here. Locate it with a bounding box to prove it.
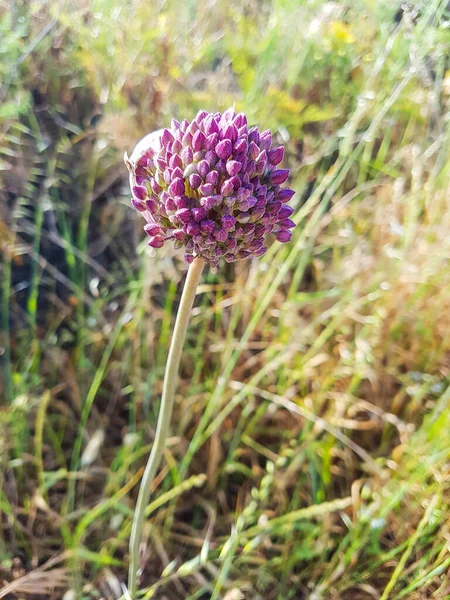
[248,141,259,161]
[233,113,247,128]
[136,155,148,167]
[222,124,238,143]
[248,127,260,144]
[267,201,282,215]
[165,196,177,212]
[172,139,182,154]
[196,109,209,122]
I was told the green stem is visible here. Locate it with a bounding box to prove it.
[128,257,205,599]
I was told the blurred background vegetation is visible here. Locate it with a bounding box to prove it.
[1,0,450,598]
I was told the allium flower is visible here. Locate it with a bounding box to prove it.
[125,108,295,268]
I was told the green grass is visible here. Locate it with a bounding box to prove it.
[1,0,450,598]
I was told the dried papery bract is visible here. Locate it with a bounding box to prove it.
[126,109,295,599]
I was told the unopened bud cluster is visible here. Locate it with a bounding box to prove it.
[127,109,295,267]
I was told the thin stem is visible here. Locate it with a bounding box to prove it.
[128,257,205,599]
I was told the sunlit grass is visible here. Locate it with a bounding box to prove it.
[1,0,450,598]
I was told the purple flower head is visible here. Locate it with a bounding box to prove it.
[125,110,295,268]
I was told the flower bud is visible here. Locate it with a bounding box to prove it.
[181,146,194,165]
[205,117,219,136]
[200,196,215,211]
[276,230,292,242]
[206,132,219,150]
[197,160,210,179]
[278,205,294,220]
[226,160,241,177]
[151,179,162,194]
[277,188,295,202]
[199,183,215,196]
[169,154,183,170]
[200,219,215,234]
[259,130,272,150]
[213,228,228,242]
[169,178,185,196]
[192,207,206,222]
[161,129,174,147]
[131,197,145,211]
[183,163,197,178]
[189,174,202,190]
[205,150,218,167]
[176,208,192,224]
[206,170,219,186]
[148,235,165,248]
[278,218,295,229]
[192,130,206,152]
[132,185,147,200]
[144,223,162,236]
[216,139,232,160]
[186,222,200,236]
[234,137,247,154]
[221,215,236,231]
[220,179,234,197]
[145,197,158,213]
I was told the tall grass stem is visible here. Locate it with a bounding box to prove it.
[128,257,205,599]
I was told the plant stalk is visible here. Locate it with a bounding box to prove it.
[128,257,205,599]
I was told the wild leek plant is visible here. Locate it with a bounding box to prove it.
[125,109,295,598]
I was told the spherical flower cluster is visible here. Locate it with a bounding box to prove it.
[126,108,295,268]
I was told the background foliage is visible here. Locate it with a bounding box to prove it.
[1,0,450,598]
